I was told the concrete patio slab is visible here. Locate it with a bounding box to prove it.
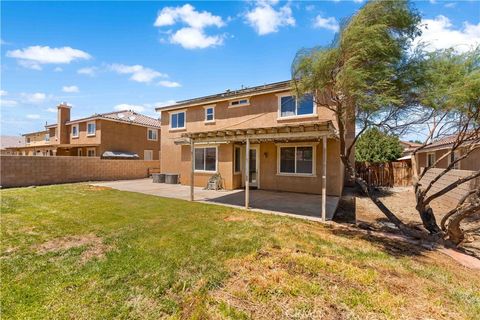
[92,179,339,221]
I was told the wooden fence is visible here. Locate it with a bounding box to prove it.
[356,162,413,187]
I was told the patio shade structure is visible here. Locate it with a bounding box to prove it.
[176,120,338,222]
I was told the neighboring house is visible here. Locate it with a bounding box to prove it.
[0,135,25,155]
[155,80,354,198]
[415,133,479,172]
[397,140,422,163]
[8,103,161,160]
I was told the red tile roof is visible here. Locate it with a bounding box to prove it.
[422,131,479,151]
[59,110,161,128]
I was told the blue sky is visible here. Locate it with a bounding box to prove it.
[1,0,479,136]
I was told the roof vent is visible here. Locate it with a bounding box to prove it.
[128,116,136,121]
[117,113,125,118]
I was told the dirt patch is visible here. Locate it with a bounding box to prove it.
[209,246,475,320]
[35,234,111,264]
[85,185,112,191]
[355,187,480,256]
[223,216,246,222]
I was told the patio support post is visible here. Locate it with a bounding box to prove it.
[245,137,250,209]
[321,135,327,222]
[190,138,195,201]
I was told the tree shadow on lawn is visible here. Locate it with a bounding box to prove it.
[328,226,433,259]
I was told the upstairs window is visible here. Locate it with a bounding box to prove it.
[278,93,315,118]
[147,128,158,141]
[87,121,96,136]
[229,98,249,107]
[45,134,50,142]
[71,124,79,138]
[170,111,185,130]
[205,106,215,122]
[194,147,217,172]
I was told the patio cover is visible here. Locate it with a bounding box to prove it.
[175,120,338,145]
[179,120,337,222]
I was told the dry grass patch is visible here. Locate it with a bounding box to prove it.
[35,234,111,264]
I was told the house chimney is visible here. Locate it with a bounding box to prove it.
[57,102,71,144]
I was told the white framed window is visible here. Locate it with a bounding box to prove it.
[277,143,317,176]
[87,148,96,157]
[277,93,316,118]
[45,134,50,142]
[234,146,242,174]
[144,150,153,160]
[194,146,217,172]
[78,149,83,157]
[229,98,250,107]
[449,150,461,170]
[426,152,436,167]
[204,105,215,123]
[87,121,96,136]
[170,110,186,130]
[71,124,79,138]
[147,128,158,141]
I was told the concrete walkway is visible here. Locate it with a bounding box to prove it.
[92,179,339,221]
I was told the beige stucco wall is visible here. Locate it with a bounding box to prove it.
[24,131,49,146]
[67,120,102,145]
[416,147,480,172]
[98,120,160,160]
[160,90,346,196]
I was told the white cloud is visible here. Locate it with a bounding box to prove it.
[114,104,146,113]
[170,27,224,49]
[54,67,63,72]
[46,107,57,113]
[110,64,167,83]
[62,85,79,93]
[26,114,41,119]
[158,80,182,88]
[444,3,456,8]
[0,99,18,107]
[21,92,47,104]
[6,46,91,70]
[154,4,226,49]
[154,3,224,29]
[0,90,7,96]
[155,100,177,108]
[77,67,97,76]
[313,15,339,32]
[353,0,364,3]
[245,1,295,35]
[415,15,480,53]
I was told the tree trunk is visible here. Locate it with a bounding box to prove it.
[418,206,442,234]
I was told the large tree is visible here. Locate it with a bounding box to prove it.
[412,47,480,242]
[292,0,428,237]
[356,128,402,163]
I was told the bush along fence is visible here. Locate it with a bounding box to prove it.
[356,161,413,187]
[0,155,160,188]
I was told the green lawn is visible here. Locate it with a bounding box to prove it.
[1,184,479,319]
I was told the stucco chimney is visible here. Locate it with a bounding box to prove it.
[57,102,71,144]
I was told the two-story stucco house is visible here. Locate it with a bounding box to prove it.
[156,80,353,215]
[9,103,161,160]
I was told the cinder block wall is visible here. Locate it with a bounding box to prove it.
[419,168,479,203]
[0,156,160,188]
